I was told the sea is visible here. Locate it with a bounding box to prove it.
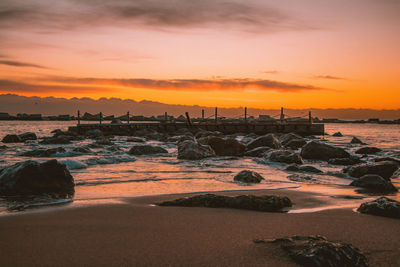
[0,121,399,214]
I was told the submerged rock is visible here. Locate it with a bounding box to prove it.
[0,159,74,197]
[72,146,92,154]
[127,137,146,143]
[255,235,368,267]
[20,147,66,157]
[332,132,343,137]
[2,134,23,143]
[355,147,382,155]
[345,161,399,180]
[177,140,215,160]
[286,165,323,174]
[358,197,400,219]
[40,135,71,144]
[350,174,397,192]
[244,146,271,157]
[159,194,292,212]
[301,141,350,161]
[246,134,281,151]
[18,132,37,141]
[129,145,168,155]
[351,136,365,144]
[206,137,245,156]
[328,157,362,166]
[234,170,264,183]
[269,150,303,164]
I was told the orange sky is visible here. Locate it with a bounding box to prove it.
[0,0,399,109]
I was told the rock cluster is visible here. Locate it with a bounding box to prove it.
[358,197,400,219]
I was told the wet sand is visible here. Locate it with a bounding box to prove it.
[0,189,399,266]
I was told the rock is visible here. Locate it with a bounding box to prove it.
[177,140,215,160]
[95,137,113,146]
[20,147,66,157]
[206,137,245,156]
[40,135,71,144]
[195,131,223,139]
[374,157,400,164]
[279,133,303,146]
[285,139,307,149]
[350,174,397,192]
[328,157,362,166]
[18,132,37,141]
[351,136,365,144]
[234,170,264,183]
[72,146,91,154]
[355,147,382,155]
[358,197,400,219]
[246,134,281,151]
[269,150,303,164]
[127,137,146,143]
[0,159,74,197]
[255,235,368,267]
[128,145,168,155]
[286,165,323,173]
[332,132,343,137]
[301,141,350,161]
[86,129,103,138]
[244,147,271,157]
[345,161,399,180]
[159,193,292,212]
[0,145,6,150]
[2,134,23,143]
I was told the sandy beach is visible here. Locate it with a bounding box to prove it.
[0,189,399,267]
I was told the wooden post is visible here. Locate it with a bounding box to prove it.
[77,110,80,126]
[185,112,192,127]
[280,107,284,122]
[244,107,247,121]
[309,111,313,124]
[99,112,102,125]
[202,109,205,120]
[164,112,168,122]
[215,107,218,123]
[127,111,130,124]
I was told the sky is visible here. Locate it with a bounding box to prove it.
[0,0,399,110]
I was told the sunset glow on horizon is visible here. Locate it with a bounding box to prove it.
[1,0,399,109]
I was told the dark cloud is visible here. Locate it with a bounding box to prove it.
[1,76,329,93]
[314,75,348,81]
[0,60,49,69]
[0,0,315,33]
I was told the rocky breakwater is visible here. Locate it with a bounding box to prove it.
[0,159,75,197]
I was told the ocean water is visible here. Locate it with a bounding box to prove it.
[0,121,399,213]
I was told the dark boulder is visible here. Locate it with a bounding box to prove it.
[195,131,223,139]
[127,137,146,143]
[255,235,368,267]
[20,147,66,157]
[332,132,343,137]
[18,132,37,141]
[328,157,362,166]
[374,157,400,165]
[2,134,23,143]
[301,141,350,161]
[206,137,245,156]
[72,146,91,154]
[358,197,400,219]
[159,194,292,212]
[279,133,303,146]
[286,165,323,173]
[269,150,303,164]
[177,140,215,160]
[350,174,397,192]
[345,161,399,180]
[244,147,271,157]
[355,147,382,155]
[285,139,307,149]
[94,138,113,146]
[129,145,168,155]
[234,170,264,183]
[246,134,281,151]
[0,159,75,197]
[351,136,365,144]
